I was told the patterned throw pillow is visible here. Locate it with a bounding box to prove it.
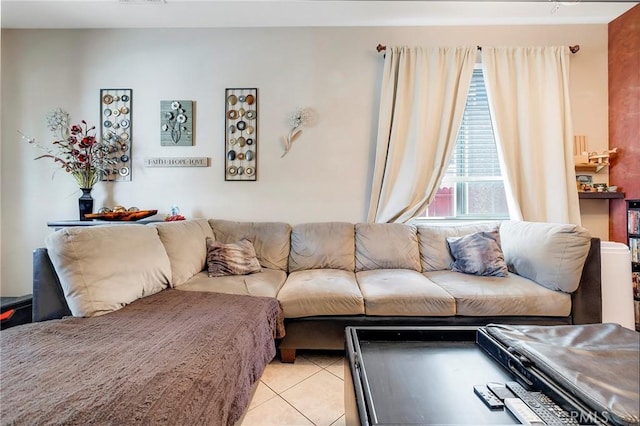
[446,229,508,277]
[206,237,262,277]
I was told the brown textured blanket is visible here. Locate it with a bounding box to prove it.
[1,289,285,426]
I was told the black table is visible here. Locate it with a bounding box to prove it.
[345,326,525,425]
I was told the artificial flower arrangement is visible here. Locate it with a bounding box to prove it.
[20,108,116,188]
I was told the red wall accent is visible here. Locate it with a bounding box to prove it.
[609,4,640,243]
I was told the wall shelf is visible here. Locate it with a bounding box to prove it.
[575,163,608,173]
[578,192,625,199]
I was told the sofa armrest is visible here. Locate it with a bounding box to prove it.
[570,238,602,324]
[32,248,71,322]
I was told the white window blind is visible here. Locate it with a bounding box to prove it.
[447,69,502,180]
[423,68,508,219]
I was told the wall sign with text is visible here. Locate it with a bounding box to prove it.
[145,157,209,167]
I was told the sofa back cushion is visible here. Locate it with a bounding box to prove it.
[355,223,421,272]
[499,220,591,293]
[152,219,214,287]
[289,222,355,272]
[208,219,291,271]
[45,225,171,317]
[417,222,500,271]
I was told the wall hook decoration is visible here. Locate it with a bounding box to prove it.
[282,108,313,158]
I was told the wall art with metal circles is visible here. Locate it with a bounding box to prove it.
[225,88,257,181]
[100,88,133,181]
[161,100,193,146]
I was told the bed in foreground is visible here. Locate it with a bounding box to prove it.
[1,289,284,426]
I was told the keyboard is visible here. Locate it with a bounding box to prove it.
[504,381,580,425]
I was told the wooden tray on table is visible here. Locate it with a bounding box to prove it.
[84,210,158,222]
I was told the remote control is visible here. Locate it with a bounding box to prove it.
[505,398,545,425]
[505,381,580,425]
[487,382,516,401]
[474,385,504,410]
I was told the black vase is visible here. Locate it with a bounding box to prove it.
[79,188,94,221]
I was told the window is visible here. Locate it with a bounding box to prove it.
[422,68,509,220]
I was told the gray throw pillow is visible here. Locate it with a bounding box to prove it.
[446,229,508,277]
[206,237,262,277]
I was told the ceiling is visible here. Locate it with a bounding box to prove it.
[1,0,637,29]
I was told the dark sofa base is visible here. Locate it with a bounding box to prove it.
[277,315,573,362]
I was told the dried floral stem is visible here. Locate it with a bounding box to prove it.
[281,127,302,158]
[19,109,117,188]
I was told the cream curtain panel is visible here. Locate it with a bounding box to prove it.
[481,47,581,225]
[367,46,476,223]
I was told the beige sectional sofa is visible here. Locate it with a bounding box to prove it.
[33,218,602,363]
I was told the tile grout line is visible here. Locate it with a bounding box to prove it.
[247,381,278,412]
[279,366,346,425]
[250,354,346,422]
[328,414,346,426]
[254,353,336,403]
[278,394,319,426]
[260,357,324,395]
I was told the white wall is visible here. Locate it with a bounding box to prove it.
[0,25,610,296]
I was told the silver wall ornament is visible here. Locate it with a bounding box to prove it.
[225,88,257,181]
[100,88,133,181]
[282,108,312,158]
[161,100,193,146]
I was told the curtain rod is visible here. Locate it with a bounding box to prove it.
[376,44,580,54]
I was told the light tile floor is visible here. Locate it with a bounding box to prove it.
[241,351,347,426]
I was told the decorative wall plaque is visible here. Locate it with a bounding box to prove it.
[145,157,208,167]
[225,88,257,181]
[100,88,132,181]
[161,100,193,146]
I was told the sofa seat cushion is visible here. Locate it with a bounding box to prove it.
[356,269,456,316]
[176,268,286,298]
[45,225,171,317]
[209,219,291,271]
[425,270,571,317]
[152,219,214,287]
[277,269,365,318]
[289,222,355,272]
